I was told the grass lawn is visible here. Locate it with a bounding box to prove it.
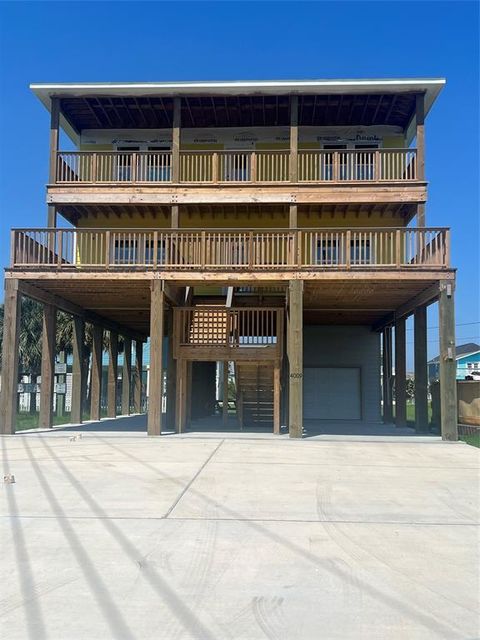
[404,402,437,432]
[459,432,480,448]
[14,409,105,431]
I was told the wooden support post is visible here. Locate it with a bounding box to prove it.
[47,205,57,229]
[416,93,425,181]
[237,390,244,430]
[56,350,66,418]
[172,97,181,183]
[122,337,132,416]
[166,311,176,430]
[289,95,298,182]
[417,203,425,228]
[107,332,118,419]
[414,306,429,432]
[71,316,85,424]
[438,283,458,440]
[48,97,60,184]
[38,304,56,429]
[273,361,281,434]
[289,204,297,229]
[382,327,393,423]
[186,361,193,426]
[394,317,407,428]
[171,204,179,229]
[133,340,143,413]
[47,97,60,227]
[176,358,187,433]
[0,280,21,434]
[148,281,164,436]
[90,324,103,422]
[222,361,229,426]
[288,280,303,438]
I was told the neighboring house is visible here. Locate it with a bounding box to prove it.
[0,78,458,439]
[428,343,480,381]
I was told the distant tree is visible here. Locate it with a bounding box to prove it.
[0,298,116,415]
[406,377,415,402]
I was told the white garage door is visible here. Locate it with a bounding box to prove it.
[303,367,361,420]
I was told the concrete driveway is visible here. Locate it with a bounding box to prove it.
[1,432,478,639]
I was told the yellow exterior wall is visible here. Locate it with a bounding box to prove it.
[75,209,405,231]
[79,144,113,151]
[383,136,405,148]
[76,213,170,229]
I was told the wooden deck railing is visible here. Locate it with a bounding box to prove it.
[174,306,283,359]
[54,149,417,184]
[298,149,417,182]
[11,227,450,270]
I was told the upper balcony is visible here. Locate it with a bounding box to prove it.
[31,78,445,210]
[54,147,418,186]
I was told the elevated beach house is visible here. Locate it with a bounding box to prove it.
[0,78,458,438]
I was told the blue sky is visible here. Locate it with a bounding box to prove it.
[0,1,478,365]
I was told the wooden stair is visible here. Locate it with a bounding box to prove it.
[236,363,274,427]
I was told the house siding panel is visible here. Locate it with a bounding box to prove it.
[303,326,381,422]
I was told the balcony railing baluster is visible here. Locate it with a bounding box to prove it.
[54,148,418,184]
[10,227,449,270]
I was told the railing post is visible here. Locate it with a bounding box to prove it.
[374,150,381,181]
[201,231,206,268]
[251,151,257,182]
[130,152,137,183]
[290,230,297,267]
[444,229,450,267]
[153,230,158,268]
[345,230,351,268]
[333,152,340,182]
[105,230,111,269]
[395,229,402,268]
[91,152,97,183]
[10,230,16,267]
[297,231,302,267]
[212,152,218,183]
[248,231,254,269]
[57,230,63,267]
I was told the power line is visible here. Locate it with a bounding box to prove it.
[406,336,480,345]
[406,321,480,331]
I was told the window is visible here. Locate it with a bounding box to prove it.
[223,152,251,182]
[113,238,166,265]
[146,146,171,182]
[354,144,378,180]
[323,144,347,180]
[315,238,371,265]
[116,146,140,181]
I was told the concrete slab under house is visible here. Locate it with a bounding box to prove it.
[0,78,459,440]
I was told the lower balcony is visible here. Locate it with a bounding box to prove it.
[10,227,450,272]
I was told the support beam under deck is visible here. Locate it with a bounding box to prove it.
[0,280,21,434]
[394,317,407,428]
[288,279,303,438]
[414,306,429,432]
[39,303,56,429]
[438,283,458,440]
[148,281,164,435]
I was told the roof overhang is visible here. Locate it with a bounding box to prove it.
[30,78,446,144]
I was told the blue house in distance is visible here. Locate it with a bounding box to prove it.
[428,343,480,381]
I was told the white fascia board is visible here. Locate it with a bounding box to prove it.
[29,78,446,144]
